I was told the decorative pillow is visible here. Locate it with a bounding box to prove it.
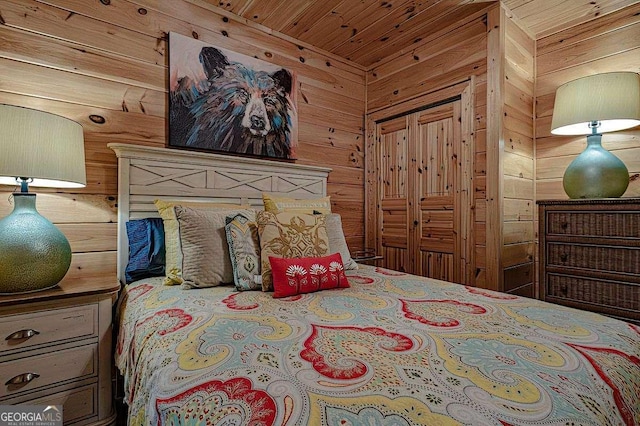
[256,211,329,291]
[155,199,249,285]
[225,213,261,291]
[174,206,256,289]
[325,213,358,270]
[125,218,165,284]
[269,253,350,298]
[262,193,331,214]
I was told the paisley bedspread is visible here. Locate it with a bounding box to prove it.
[116,266,640,425]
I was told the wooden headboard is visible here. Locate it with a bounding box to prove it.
[108,143,331,283]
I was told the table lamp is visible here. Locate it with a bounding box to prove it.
[550,72,640,199]
[0,105,86,293]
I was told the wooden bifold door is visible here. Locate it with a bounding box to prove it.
[367,83,475,285]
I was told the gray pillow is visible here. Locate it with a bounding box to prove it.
[325,213,358,270]
[174,206,256,288]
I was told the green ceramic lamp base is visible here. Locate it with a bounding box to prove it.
[0,193,71,294]
[562,134,629,199]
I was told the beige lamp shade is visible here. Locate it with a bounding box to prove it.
[0,104,86,188]
[551,72,640,135]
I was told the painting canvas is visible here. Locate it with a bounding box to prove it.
[169,32,298,159]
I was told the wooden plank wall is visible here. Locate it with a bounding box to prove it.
[502,13,535,296]
[365,8,490,287]
[535,3,640,200]
[485,6,504,292]
[0,0,366,280]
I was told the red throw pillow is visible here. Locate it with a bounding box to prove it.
[269,253,350,298]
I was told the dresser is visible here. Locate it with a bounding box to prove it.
[538,199,640,325]
[0,275,119,425]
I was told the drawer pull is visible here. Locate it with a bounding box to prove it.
[5,372,39,386]
[5,329,40,341]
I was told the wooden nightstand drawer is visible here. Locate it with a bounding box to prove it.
[0,344,97,398]
[27,384,98,424]
[546,211,640,238]
[547,243,640,276]
[0,305,97,354]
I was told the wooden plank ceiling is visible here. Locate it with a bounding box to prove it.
[201,0,638,67]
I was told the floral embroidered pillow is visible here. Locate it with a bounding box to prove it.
[256,211,329,291]
[269,253,350,298]
[225,213,261,291]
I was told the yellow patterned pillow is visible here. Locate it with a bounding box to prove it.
[256,211,329,291]
[262,193,331,214]
[154,199,250,285]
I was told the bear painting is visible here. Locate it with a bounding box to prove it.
[169,32,298,159]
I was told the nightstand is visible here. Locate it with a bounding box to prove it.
[538,199,640,325]
[0,275,119,425]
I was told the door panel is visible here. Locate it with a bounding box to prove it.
[419,251,454,282]
[379,117,409,271]
[419,197,455,254]
[415,103,459,281]
[383,247,410,274]
[381,202,407,249]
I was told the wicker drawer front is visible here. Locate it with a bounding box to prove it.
[0,305,96,354]
[547,243,640,275]
[0,344,97,398]
[547,274,640,311]
[546,211,640,238]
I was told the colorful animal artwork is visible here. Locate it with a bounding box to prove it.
[169,32,297,159]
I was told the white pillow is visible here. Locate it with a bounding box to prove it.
[325,213,358,270]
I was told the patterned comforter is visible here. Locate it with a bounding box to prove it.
[116,266,640,425]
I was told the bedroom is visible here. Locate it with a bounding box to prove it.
[0,0,638,424]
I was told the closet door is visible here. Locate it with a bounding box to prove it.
[378,116,410,272]
[368,83,474,284]
[412,101,461,282]
[373,96,471,283]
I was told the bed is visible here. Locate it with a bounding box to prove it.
[110,144,640,425]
